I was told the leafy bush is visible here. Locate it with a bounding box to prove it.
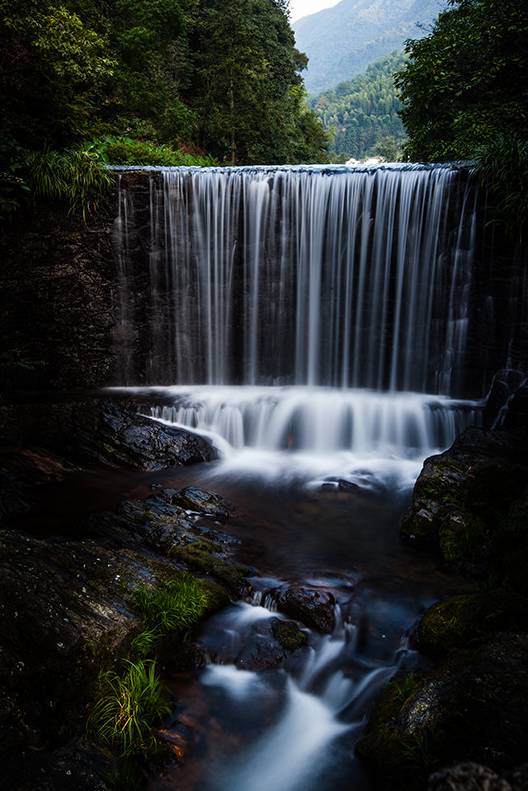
[88,136,216,167]
[472,135,528,236]
[24,147,112,219]
[88,660,170,756]
[133,575,210,635]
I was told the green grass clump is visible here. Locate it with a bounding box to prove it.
[133,575,210,636]
[88,136,216,167]
[24,147,112,219]
[130,628,160,659]
[88,659,170,756]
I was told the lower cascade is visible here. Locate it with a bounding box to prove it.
[136,384,479,488]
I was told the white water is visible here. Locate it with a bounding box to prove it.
[195,593,415,791]
[134,384,479,489]
[114,164,478,395]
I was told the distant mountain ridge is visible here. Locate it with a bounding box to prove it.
[294,0,445,94]
[311,51,406,160]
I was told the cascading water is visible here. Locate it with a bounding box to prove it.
[112,164,481,791]
[113,164,478,395]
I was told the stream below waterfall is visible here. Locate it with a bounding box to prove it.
[101,384,476,791]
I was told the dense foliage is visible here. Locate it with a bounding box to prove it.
[396,0,528,229]
[0,0,327,217]
[311,52,406,161]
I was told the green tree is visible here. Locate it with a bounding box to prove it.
[188,0,327,164]
[396,0,528,229]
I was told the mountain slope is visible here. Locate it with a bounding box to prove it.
[294,0,444,94]
[311,51,406,160]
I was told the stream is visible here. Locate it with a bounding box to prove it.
[110,384,478,791]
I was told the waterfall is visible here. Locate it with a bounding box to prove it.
[113,164,478,395]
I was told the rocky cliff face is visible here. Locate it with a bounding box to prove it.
[0,193,118,394]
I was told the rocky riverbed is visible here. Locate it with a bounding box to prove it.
[1,378,528,791]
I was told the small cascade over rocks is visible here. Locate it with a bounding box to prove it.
[179,582,418,791]
[113,164,478,395]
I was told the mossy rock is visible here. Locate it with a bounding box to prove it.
[437,507,490,568]
[357,671,451,787]
[272,620,308,651]
[417,594,484,655]
[170,541,250,592]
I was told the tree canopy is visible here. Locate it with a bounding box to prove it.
[396,0,528,231]
[0,0,327,203]
[396,0,528,163]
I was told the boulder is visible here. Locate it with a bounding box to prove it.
[276,585,336,633]
[400,427,528,581]
[162,486,231,521]
[74,399,218,470]
[357,634,528,789]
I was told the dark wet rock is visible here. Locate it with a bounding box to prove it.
[483,370,526,428]
[358,633,528,789]
[0,447,80,523]
[32,738,114,791]
[416,594,485,656]
[501,384,528,430]
[276,585,336,633]
[171,538,251,594]
[0,526,183,782]
[234,617,306,671]
[162,486,231,521]
[235,618,290,671]
[428,763,512,791]
[74,399,217,470]
[400,427,528,581]
[416,592,528,657]
[119,495,195,554]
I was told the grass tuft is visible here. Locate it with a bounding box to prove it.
[25,147,112,219]
[88,659,170,756]
[133,574,210,636]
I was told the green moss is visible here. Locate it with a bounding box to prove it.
[417,595,483,655]
[87,659,170,756]
[357,671,443,785]
[272,620,308,651]
[438,509,489,565]
[170,542,250,592]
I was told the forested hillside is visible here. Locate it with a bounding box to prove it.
[0,0,327,218]
[311,51,406,160]
[293,0,444,93]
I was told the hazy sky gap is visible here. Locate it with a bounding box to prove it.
[290,0,341,22]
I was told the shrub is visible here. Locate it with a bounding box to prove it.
[88,659,170,756]
[87,136,216,167]
[24,147,112,219]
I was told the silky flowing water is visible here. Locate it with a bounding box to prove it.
[110,164,482,789]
